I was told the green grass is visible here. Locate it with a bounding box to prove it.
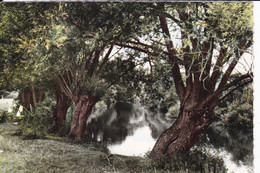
[0,123,154,173]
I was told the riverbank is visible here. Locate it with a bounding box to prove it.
[0,122,171,173]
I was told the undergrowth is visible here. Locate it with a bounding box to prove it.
[148,147,227,173]
[17,102,54,139]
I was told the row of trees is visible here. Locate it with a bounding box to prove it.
[0,2,253,159]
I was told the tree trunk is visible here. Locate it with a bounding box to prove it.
[70,95,97,142]
[31,85,37,107]
[52,89,72,133]
[21,92,26,108]
[38,89,44,102]
[149,104,215,159]
[20,89,31,110]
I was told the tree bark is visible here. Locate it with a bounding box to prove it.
[149,103,216,159]
[70,95,97,142]
[38,89,44,103]
[31,85,37,107]
[20,89,31,110]
[21,92,26,108]
[52,89,72,133]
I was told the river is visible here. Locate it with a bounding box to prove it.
[86,102,253,173]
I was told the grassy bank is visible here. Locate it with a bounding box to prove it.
[0,123,164,173]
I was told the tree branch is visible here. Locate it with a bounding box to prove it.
[201,39,214,80]
[216,40,251,92]
[97,43,114,73]
[219,78,252,102]
[217,73,253,94]
[114,42,151,55]
[161,11,180,24]
[87,50,100,78]
[158,3,185,101]
[208,47,228,92]
[56,74,74,101]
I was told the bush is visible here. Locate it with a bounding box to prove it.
[0,111,14,123]
[18,102,54,139]
[0,111,8,123]
[149,148,227,173]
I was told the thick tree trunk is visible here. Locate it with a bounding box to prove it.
[70,95,97,142]
[20,89,31,110]
[52,89,72,133]
[149,105,215,159]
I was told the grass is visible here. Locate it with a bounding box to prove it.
[0,122,164,173]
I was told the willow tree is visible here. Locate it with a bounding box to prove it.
[151,2,253,158]
[37,2,152,141]
[118,2,253,158]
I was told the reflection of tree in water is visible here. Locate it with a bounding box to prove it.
[198,124,253,165]
[86,103,143,144]
[145,112,173,139]
[86,102,173,144]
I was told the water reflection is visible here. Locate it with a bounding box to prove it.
[199,125,253,165]
[86,102,172,144]
[86,103,253,172]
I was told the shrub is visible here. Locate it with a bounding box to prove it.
[0,111,8,123]
[0,111,14,123]
[149,148,227,173]
[18,102,54,139]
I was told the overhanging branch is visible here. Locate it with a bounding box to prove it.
[219,78,253,102]
[158,3,185,101]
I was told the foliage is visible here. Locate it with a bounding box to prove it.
[101,55,145,106]
[149,147,227,173]
[17,96,55,139]
[206,2,253,45]
[0,3,59,91]
[0,111,13,123]
[215,84,253,128]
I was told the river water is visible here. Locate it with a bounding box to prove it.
[86,102,253,173]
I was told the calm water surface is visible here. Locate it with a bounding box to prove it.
[87,102,253,173]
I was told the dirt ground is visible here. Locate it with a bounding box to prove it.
[0,122,171,173]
